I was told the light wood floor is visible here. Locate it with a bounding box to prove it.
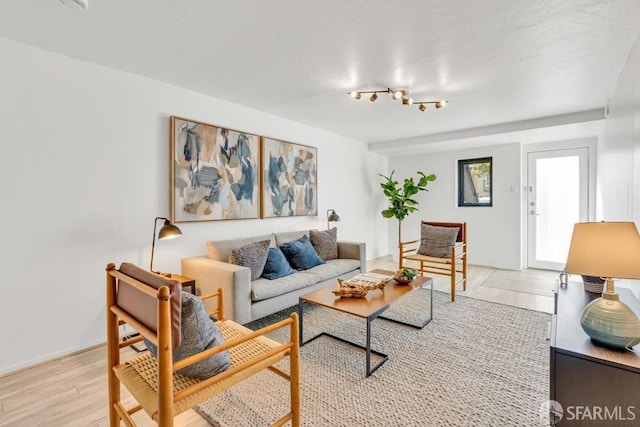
[0,258,559,426]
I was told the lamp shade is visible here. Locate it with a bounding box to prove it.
[327,209,340,230]
[565,222,640,279]
[158,222,182,240]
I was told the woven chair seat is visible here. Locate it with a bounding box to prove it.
[113,320,285,420]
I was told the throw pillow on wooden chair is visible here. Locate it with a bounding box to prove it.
[400,222,467,301]
[106,262,301,426]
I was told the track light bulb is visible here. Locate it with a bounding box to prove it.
[402,97,413,105]
[436,100,448,109]
[350,91,361,100]
[369,93,378,102]
[392,90,405,100]
[419,104,427,112]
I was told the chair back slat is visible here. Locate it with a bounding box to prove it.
[115,263,183,349]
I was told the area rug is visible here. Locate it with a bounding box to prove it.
[196,289,551,426]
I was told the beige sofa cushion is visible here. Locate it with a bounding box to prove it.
[207,234,275,261]
[305,259,361,282]
[274,230,308,246]
[251,272,318,301]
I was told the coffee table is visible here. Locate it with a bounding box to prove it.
[298,269,433,377]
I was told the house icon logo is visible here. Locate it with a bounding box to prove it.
[540,400,564,424]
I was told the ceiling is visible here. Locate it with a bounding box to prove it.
[1,0,639,149]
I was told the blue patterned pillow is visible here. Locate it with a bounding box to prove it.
[279,235,325,271]
[261,247,295,280]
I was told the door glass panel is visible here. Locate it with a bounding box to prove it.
[535,156,580,263]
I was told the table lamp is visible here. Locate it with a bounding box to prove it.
[150,217,182,274]
[327,209,340,230]
[564,221,640,349]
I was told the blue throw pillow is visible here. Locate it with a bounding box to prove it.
[261,247,295,280]
[279,235,325,271]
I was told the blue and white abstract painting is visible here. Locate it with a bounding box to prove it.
[262,137,317,218]
[171,116,260,222]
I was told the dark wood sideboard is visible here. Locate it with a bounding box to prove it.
[550,281,640,426]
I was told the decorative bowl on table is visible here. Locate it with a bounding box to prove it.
[393,268,418,285]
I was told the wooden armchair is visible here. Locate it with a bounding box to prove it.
[400,221,467,301]
[106,263,300,426]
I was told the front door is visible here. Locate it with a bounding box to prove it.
[526,148,589,270]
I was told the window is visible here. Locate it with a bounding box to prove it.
[458,157,492,207]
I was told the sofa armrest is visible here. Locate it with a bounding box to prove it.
[337,241,366,272]
[181,256,252,325]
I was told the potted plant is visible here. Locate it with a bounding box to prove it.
[379,170,437,258]
[393,268,418,284]
[581,275,605,293]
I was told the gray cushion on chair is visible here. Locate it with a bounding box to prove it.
[144,292,231,379]
[417,224,459,258]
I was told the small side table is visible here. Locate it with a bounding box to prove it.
[170,274,196,295]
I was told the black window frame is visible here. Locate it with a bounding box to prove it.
[458,157,493,207]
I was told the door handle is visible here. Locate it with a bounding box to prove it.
[529,210,539,216]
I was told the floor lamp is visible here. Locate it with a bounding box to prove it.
[150,217,182,274]
[327,209,340,230]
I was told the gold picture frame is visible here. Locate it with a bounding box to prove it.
[261,136,317,218]
[170,116,260,222]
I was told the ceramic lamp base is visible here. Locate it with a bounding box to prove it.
[580,291,640,349]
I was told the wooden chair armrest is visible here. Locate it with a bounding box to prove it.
[400,239,420,246]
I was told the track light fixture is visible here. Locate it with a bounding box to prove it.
[391,89,406,100]
[348,88,406,103]
[413,99,449,112]
[349,87,448,113]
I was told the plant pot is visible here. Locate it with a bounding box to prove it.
[393,276,414,285]
[582,275,605,294]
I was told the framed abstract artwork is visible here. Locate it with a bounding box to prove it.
[261,137,318,218]
[170,116,260,222]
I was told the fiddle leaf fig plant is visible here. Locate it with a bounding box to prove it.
[379,170,437,253]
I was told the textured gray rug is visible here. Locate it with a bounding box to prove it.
[196,289,551,426]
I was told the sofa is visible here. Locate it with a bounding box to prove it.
[181,230,366,325]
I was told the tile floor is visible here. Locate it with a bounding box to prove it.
[369,256,559,313]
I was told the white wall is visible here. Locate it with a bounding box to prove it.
[387,143,522,270]
[0,37,387,375]
[599,33,640,222]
